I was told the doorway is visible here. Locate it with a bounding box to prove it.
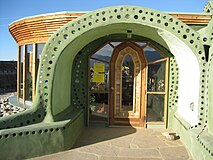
[89,41,168,127]
[109,42,146,126]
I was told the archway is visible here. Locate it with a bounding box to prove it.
[0,5,210,160]
[35,6,205,128]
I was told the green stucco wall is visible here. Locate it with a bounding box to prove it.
[0,109,84,159]
[52,47,72,117]
[0,3,212,159]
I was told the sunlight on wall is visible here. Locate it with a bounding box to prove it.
[158,30,200,126]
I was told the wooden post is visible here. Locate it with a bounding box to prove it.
[164,58,169,128]
[17,46,20,101]
[23,45,26,105]
[32,43,37,102]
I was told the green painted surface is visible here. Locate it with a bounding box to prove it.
[206,11,213,135]
[204,1,213,14]
[208,46,213,135]
[52,48,72,117]
[0,4,213,159]
[167,57,179,128]
[0,109,84,159]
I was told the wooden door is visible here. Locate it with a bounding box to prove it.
[109,41,147,127]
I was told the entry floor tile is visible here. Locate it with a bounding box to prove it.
[32,127,192,160]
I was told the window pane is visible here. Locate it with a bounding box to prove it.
[20,46,24,98]
[148,61,166,92]
[90,92,108,122]
[147,94,164,122]
[110,42,122,47]
[122,55,134,112]
[37,43,45,59]
[135,42,147,47]
[91,44,113,62]
[36,43,45,85]
[90,60,109,91]
[89,59,109,122]
[144,45,164,62]
[26,44,33,101]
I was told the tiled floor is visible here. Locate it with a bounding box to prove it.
[33,127,192,160]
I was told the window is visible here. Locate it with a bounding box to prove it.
[88,41,169,125]
[121,55,134,112]
[89,43,113,123]
[26,44,33,101]
[145,45,168,123]
[36,43,45,84]
[20,46,24,99]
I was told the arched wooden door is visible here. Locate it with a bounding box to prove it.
[110,42,147,127]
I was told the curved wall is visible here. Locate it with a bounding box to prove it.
[2,3,212,159]
[9,12,85,45]
[9,10,211,104]
[38,6,205,127]
[35,6,213,159]
[9,11,211,46]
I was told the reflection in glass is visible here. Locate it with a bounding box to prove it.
[37,43,45,59]
[147,94,164,122]
[135,42,147,47]
[26,44,33,101]
[144,45,164,62]
[110,42,122,47]
[89,93,108,122]
[122,55,134,112]
[89,59,109,123]
[148,62,165,92]
[90,60,109,92]
[114,48,142,118]
[36,43,45,84]
[20,46,24,98]
[91,44,113,62]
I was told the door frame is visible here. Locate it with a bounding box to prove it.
[88,40,169,127]
[109,41,147,127]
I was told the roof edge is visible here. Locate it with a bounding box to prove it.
[9,9,212,27]
[9,11,89,26]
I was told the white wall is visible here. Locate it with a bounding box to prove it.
[158,30,200,126]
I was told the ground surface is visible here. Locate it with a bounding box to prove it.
[33,127,192,160]
[0,92,16,100]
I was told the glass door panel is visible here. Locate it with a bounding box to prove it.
[121,55,134,112]
[89,59,109,123]
[144,45,164,62]
[147,94,165,122]
[146,54,168,124]
[113,45,143,120]
[148,61,166,92]
[88,41,168,127]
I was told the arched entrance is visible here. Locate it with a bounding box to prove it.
[1,5,211,159]
[89,41,169,127]
[110,42,146,126]
[34,5,203,129]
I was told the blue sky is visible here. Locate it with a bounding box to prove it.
[0,0,208,60]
